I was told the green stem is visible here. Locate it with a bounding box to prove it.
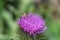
[34,36,37,40]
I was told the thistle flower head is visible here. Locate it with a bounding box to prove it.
[18,13,47,36]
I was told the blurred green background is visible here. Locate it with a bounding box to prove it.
[0,0,60,40]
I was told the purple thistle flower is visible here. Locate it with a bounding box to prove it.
[18,13,47,36]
